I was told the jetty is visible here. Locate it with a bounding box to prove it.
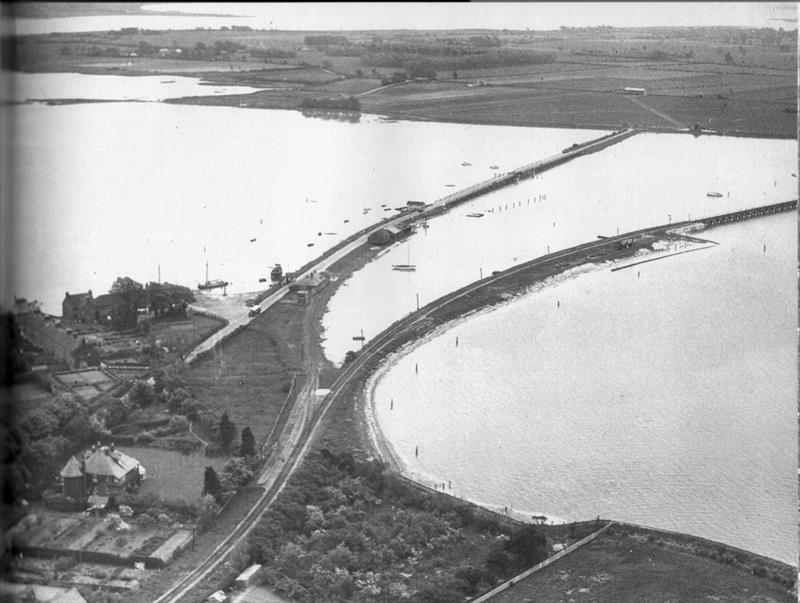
[427,128,639,215]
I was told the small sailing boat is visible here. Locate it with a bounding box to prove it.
[392,246,416,271]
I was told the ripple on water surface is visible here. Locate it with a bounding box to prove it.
[371,212,797,564]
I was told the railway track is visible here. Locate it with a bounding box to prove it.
[155,201,796,602]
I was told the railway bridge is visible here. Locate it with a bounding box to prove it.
[700,200,797,226]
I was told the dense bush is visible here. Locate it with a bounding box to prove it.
[244,449,540,601]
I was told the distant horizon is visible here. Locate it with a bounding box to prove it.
[12,2,798,32]
[142,2,798,31]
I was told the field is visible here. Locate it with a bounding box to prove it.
[10,26,796,137]
[183,301,305,448]
[491,526,794,602]
[116,446,229,504]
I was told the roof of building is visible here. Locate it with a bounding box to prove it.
[64,291,92,305]
[83,446,140,479]
[32,585,88,603]
[87,494,109,510]
[60,456,84,478]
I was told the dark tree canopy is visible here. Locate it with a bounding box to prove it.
[239,427,256,458]
[146,281,194,317]
[218,413,236,453]
[202,466,222,501]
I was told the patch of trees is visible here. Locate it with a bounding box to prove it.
[251,47,297,60]
[186,39,247,60]
[363,49,555,72]
[300,96,361,111]
[304,35,350,47]
[145,281,194,317]
[324,45,363,57]
[242,448,549,601]
[1,312,27,385]
[2,393,108,502]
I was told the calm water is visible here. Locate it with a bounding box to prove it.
[4,99,604,313]
[369,212,797,564]
[4,72,262,102]
[321,133,797,364]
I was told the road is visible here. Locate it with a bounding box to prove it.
[182,212,415,365]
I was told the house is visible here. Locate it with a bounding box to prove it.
[288,271,327,293]
[16,312,99,369]
[62,291,95,324]
[12,297,41,316]
[60,443,143,503]
[72,339,101,368]
[91,293,127,324]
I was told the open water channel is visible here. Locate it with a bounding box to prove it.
[368,212,797,564]
[4,70,796,564]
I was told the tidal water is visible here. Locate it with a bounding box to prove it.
[5,72,262,102]
[369,212,797,564]
[4,99,604,313]
[321,132,797,364]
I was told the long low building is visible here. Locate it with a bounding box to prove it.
[367,222,415,246]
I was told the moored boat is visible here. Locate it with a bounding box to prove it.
[198,261,229,290]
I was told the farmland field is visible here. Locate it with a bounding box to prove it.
[491,527,794,602]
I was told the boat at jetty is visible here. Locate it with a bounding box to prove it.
[707,192,723,198]
[198,279,228,291]
[198,262,229,291]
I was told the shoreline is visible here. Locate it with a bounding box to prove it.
[347,225,795,564]
[6,67,795,140]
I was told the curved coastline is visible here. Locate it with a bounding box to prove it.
[354,211,797,556]
[360,247,676,525]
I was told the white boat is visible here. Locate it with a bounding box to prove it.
[392,246,416,271]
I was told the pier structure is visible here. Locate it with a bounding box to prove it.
[427,128,640,214]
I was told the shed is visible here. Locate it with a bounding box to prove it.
[234,564,262,589]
